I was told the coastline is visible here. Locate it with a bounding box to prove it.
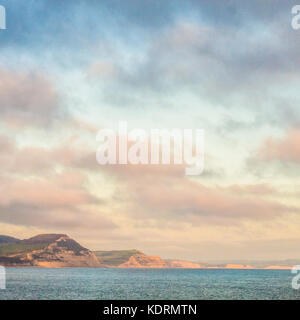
[4,266,293,270]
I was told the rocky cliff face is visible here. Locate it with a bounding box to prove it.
[0,234,102,268]
[3,233,291,269]
[96,251,203,268]
[26,235,101,267]
[165,260,203,268]
[94,249,204,268]
[118,253,168,268]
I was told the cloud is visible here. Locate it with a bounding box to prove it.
[85,12,300,134]
[0,0,299,259]
[0,172,98,207]
[134,179,293,221]
[58,132,295,224]
[246,128,300,178]
[0,170,115,231]
[0,67,64,127]
[258,128,300,164]
[91,159,295,223]
[0,133,116,232]
[0,133,95,175]
[224,184,277,196]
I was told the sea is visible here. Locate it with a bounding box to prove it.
[0,268,300,300]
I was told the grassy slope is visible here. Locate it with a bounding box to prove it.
[94,249,142,266]
[0,234,88,257]
[0,243,48,255]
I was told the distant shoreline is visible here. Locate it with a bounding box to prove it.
[4,266,293,270]
[1,234,296,270]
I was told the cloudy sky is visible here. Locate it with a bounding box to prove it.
[0,0,300,260]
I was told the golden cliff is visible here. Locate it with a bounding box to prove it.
[0,234,102,268]
[0,234,296,269]
[118,253,168,268]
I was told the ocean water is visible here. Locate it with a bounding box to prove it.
[0,268,300,300]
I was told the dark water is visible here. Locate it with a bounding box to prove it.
[0,268,300,300]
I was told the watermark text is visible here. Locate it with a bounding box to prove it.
[0,266,6,290]
[0,5,6,30]
[291,265,300,289]
[96,121,205,176]
[292,5,300,30]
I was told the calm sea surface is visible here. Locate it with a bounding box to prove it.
[0,268,299,300]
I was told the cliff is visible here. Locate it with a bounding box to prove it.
[95,250,203,268]
[118,253,168,268]
[0,234,101,267]
[0,234,296,269]
[165,260,203,268]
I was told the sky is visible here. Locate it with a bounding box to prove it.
[0,0,300,261]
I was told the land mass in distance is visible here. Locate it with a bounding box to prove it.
[0,234,295,269]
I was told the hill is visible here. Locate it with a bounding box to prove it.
[0,234,101,267]
[94,250,203,268]
[0,233,296,269]
[94,249,142,266]
[0,235,20,244]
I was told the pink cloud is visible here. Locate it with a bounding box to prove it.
[224,184,277,196]
[0,172,98,208]
[0,169,115,231]
[94,160,293,222]
[258,128,300,163]
[0,67,63,126]
[131,178,291,220]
